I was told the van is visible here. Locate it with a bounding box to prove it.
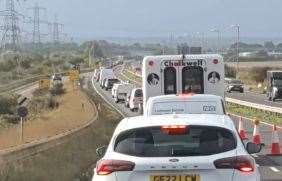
[267,70,282,101]
[142,54,224,106]
[112,83,122,98]
[104,78,120,90]
[114,83,134,103]
[99,69,115,87]
[144,94,226,117]
[129,88,143,111]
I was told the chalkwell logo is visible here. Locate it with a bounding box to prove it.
[163,59,206,67]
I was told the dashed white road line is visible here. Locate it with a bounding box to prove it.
[91,76,126,118]
[269,167,280,172]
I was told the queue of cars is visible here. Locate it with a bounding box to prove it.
[92,54,262,181]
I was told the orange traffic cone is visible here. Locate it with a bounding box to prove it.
[238,116,247,140]
[253,118,261,144]
[271,124,281,155]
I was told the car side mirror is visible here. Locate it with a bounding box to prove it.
[96,146,107,157]
[245,142,262,154]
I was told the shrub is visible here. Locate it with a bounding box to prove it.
[249,66,270,83]
[50,83,65,95]
[0,94,18,114]
[225,65,236,78]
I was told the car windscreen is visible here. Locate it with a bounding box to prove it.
[109,79,119,83]
[114,126,236,157]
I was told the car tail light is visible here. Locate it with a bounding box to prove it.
[96,159,135,175]
[214,156,254,172]
[161,125,188,135]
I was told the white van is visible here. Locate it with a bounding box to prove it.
[144,94,226,117]
[129,88,143,111]
[114,83,134,103]
[112,83,122,98]
[142,54,225,106]
[99,69,115,87]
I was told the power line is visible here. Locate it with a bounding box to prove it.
[27,3,46,45]
[0,0,25,52]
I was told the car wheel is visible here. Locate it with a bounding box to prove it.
[268,96,272,101]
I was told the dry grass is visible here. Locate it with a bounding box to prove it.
[0,80,94,150]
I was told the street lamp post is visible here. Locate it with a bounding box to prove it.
[210,29,221,54]
[231,24,240,79]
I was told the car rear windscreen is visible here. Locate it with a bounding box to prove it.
[114,126,236,157]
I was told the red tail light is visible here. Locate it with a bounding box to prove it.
[214,156,254,172]
[161,125,188,135]
[96,159,135,175]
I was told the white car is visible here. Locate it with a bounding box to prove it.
[129,88,143,112]
[93,114,261,181]
[144,94,226,117]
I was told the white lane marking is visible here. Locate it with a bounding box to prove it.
[269,167,280,172]
[91,76,126,118]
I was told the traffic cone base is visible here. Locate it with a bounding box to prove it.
[253,134,261,145]
[239,130,246,140]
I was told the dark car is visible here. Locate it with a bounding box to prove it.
[104,78,120,90]
[52,73,62,81]
[225,79,244,93]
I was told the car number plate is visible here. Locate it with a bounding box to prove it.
[150,175,200,181]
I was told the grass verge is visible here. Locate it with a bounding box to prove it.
[0,80,122,181]
[226,102,282,125]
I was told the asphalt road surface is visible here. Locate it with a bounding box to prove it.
[90,66,282,181]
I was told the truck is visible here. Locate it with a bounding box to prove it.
[267,70,282,101]
[142,54,225,106]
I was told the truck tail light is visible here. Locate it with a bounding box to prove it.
[96,159,135,175]
[214,155,254,172]
[161,125,188,135]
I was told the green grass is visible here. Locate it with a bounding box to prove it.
[226,102,282,125]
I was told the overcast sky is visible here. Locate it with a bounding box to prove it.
[17,0,282,39]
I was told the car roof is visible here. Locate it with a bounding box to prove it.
[148,94,223,102]
[114,114,235,135]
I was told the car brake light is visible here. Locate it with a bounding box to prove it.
[214,156,254,172]
[161,125,188,135]
[96,159,135,175]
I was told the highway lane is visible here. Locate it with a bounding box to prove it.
[227,91,282,108]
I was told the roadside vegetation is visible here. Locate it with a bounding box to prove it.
[226,102,282,125]
[0,80,122,181]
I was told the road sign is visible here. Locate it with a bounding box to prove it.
[17,106,28,118]
[39,79,50,89]
[69,70,79,81]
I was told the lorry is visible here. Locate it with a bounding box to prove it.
[142,54,225,106]
[267,70,282,101]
